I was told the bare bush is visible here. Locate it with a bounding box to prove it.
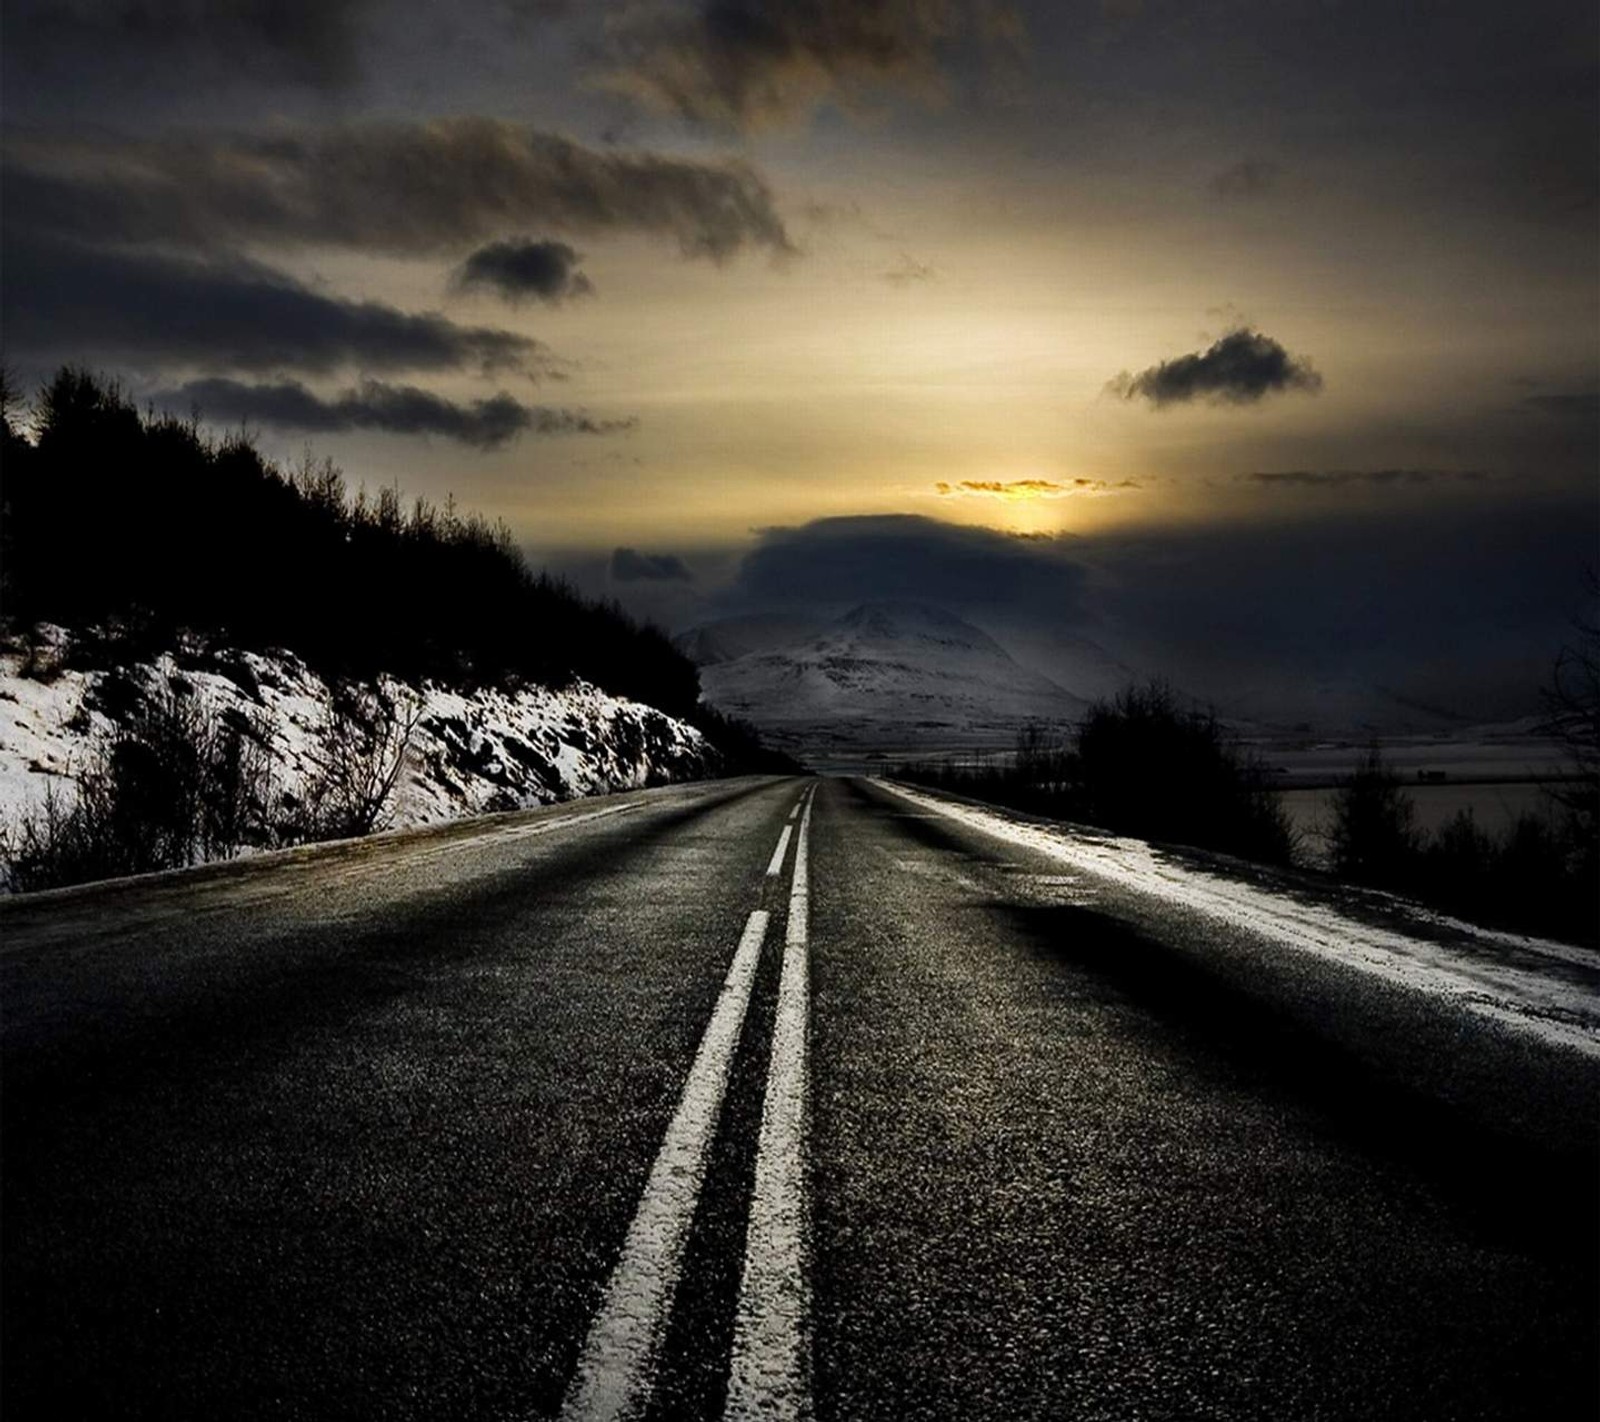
[293,681,421,841]
[1543,569,1600,840]
[0,675,418,892]
[15,626,68,683]
[2,683,280,890]
[199,706,278,860]
[899,683,1295,866]
[3,777,118,892]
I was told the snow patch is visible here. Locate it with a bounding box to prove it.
[0,634,715,876]
[881,780,1600,1059]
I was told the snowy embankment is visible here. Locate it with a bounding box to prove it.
[0,633,715,863]
[881,779,1600,1060]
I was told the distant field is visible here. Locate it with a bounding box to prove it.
[1255,733,1569,787]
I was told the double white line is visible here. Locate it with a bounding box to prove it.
[561,785,816,1422]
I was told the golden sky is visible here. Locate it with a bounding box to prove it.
[3,0,1595,653]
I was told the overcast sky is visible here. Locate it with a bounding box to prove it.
[3,0,1595,718]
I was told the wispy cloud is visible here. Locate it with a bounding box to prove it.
[611,547,695,582]
[1109,328,1322,408]
[5,0,373,89]
[154,378,635,449]
[1522,391,1599,418]
[881,252,938,285]
[935,478,1140,499]
[2,236,548,377]
[1244,468,1491,488]
[8,119,794,262]
[1209,159,1281,201]
[602,0,1019,128]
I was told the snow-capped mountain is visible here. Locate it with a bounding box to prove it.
[689,601,1087,754]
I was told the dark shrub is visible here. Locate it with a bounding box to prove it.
[1324,745,1421,890]
[898,681,1294,866]
[1,368,707,719]
[1075,683,1295,864]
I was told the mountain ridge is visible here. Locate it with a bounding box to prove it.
[689,600,1087,753]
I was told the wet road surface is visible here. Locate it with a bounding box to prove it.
[4,775,1596,1419]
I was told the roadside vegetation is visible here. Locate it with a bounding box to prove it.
[2,367,698,711]
[1323,745,1596,947]
[0,366,796,892]
[898,618,1600,948]
[1320,578,1599,946]
[897,682,1298,866]
[2,675,420,893]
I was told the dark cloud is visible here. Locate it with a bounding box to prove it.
[1245,469,1491,489]
[611,547,695,582]
[1085,498,1598,721]
[155,378,635,449]
[716,504,1598,723]
[1523,392,1600,419]
[1,235,547,376]
[1109,328,1322,408]
[1209,159,1280,201]
[4,0,371,89]
[727,515,1088,614]
[603,0,1015,127]
[6,120,793,261]
[454,239,594,305]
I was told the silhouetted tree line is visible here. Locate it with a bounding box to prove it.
[899,671,1598,947]
[1324,747,1596,947]
[2,367,711,721]
[897,682,1297,866]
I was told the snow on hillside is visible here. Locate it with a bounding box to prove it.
[692,600,1086,753]
[0,630,716,864]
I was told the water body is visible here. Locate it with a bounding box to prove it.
[1279,781,1559,868]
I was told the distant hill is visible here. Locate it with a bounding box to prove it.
[672,613,826,668]
[688,600,1087,755]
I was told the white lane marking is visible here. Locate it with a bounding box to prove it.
[766,825,794,878]
[561,908,772,1422]
[727,786,814,1421]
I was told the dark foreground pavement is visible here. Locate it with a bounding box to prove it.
[3,775,1596,1419]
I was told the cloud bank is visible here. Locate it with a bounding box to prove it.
[1,236,545,376]
[728,514,1088,613]
[714,505,1597,722]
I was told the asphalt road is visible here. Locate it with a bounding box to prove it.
[3,775,1596,1419]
